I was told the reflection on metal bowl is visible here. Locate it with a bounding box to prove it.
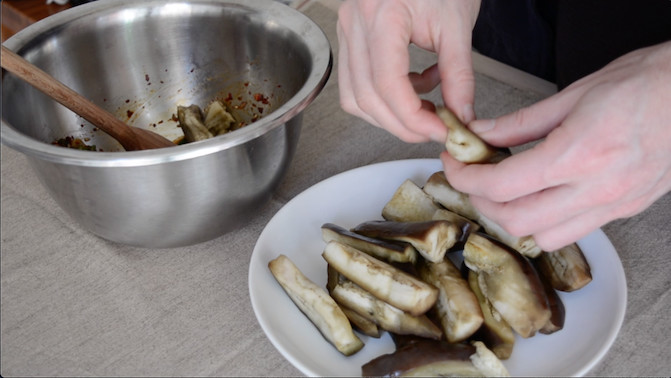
[1,0,332,248]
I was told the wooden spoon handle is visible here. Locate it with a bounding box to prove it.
[1,46,174,151]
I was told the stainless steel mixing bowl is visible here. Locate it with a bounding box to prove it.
[1,0,332,248]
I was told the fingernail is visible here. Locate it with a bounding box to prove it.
[430,131,447,143]
[469,119,495,133]
[462,104,475,124]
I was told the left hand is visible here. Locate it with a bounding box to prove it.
[441,41,671,251]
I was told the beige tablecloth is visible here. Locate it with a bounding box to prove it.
[2,1,669,376]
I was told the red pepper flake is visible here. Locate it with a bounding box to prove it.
[244,82,249,87]
[125,99,130,103]
[126,110,134,118]
[253,93,269,104]
[224,93,233,102]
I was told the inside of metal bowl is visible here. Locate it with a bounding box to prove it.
[2,0,318,152]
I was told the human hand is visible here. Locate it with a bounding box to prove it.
[337,0,481,143]
[442,41,671,251]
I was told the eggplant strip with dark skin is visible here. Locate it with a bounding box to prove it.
[463,233,551,338]
[321,223,418,264]
[468,270,515,360]
[351,220,461,263]
[362,340,481,377]
[330,279,443,340]
[268,254,363,356]
[322,241,438,316]
[535,243,593,292]
[361,339,509,377]
[534,258,567,335]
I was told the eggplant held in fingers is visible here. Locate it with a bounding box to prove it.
[268,254,363,356]
[437,106,510,164]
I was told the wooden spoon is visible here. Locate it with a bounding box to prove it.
[1,46,175,151]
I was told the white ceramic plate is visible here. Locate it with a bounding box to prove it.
[249,159,627,377]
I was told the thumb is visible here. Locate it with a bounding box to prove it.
[468,90,580,147]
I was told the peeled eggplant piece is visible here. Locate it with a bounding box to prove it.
[351,220,460,263]
[418,259,484,343]
[468,270,515,360]
[381,179,442,222]
[322,241,438,316]
[204,101,236,135]
[325,264,382,338]
[177,105,214,142]
[268,255,363,356]
[437,106,510,164]
[535,243,592,292]
[463,233,551,338]
[321,223,417,264]
[423,172,542,258]
[331,280,443,340]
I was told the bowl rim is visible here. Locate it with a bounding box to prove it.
[1,0,332,167]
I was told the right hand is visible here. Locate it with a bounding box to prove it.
[337,0,482,143]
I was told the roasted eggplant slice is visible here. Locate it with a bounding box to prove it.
[533,259,566,335]
[322,241,438,315]
[423,172,542,258]
[468,270,515,360]
[437,106,509,164]
[535,243,592,292]
[268,254,363,356]
[432,208,480,244]
[351,220,460,263]
[382,179,442,222]
[463,233,551,338]
[362,339,480,377]
[361,339,509,377]
[341,306,382,338]
[470,340,511,377]
[418,259,484,343]
[321,223,417,264]
[177,105,214,142]
[331,280,443,339]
